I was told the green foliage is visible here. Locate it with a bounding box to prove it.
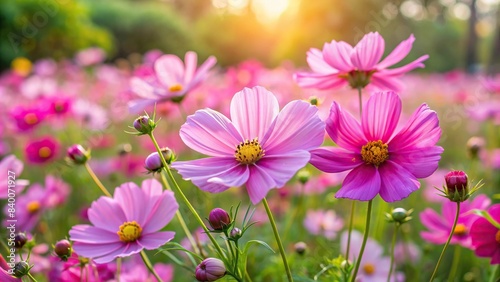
[0,0,112,70]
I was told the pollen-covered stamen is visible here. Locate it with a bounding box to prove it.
[361,140,389,166]
[235,138,265,165]
[169,83,183,92]
[26,201,41,213]
[453,224,468,236]
[117,221,142,242]
[38,147,52,158]
[363,263,375,275]
[24,113,38,125]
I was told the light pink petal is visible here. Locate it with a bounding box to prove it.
[378,161,420,202]
[326,102,367,152]
[310,147,363,173]
[420,231,448,245]
[93,242,144,264]
[127,99,159,114]
[183,51,197,83]
[70,225,119,244]
[322,41,354,72]
[389,103,441,151]
[138,231,175,250]
[362,91,401,142]
[306,48,338,73]
[294,72,346,90]
[130,77,160,99]
[189,56,217,87]
[262,100,324,154]
[336,164,380,201]
[256,151,311,187]
[246,165,278,204]
[154,55,184,87]
[88,197,127,233]
[369,75,404,92]
[351,32,385,71]
[230,86,279,140]
[376,34,416,69]
[72,241,123,262]
[141,190,178,234]
[141,178,163,197]
[171,157,249,193]
[180,108,242,157]
[113,182,146,223]
[390,146,443,178]
[420,208,448,231]
[379,54,429,76]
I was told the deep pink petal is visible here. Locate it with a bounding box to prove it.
[154,55,185,87]
[378,161,420,202]
[70,225,119,244]
[294,72,346,90]
[379,54,429,76]
[351,32,385,71]
[362,91,401,142]
[326,102,366,152]
[310,147,363,173]
[389,146,443,178]
[141,190,178,233]
[256,150,310,187]
[389,103,441,151]
[246,165,278,204]
[322,41,354,72]
[113,182,146,223]
[420,231,449,245]
[376,34,416,69]
[172,157,249,193]
[139,231,175,250]
[420,208,448,231]
[88,197,127,233]
[307,48,338,73]
[262,100,324,154]
[230,86,279,140]
[335,164,380,201]
[180,108,242,157]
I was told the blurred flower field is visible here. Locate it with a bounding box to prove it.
[1,1,500,281]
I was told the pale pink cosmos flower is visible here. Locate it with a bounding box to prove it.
[420,194,491,248]
[69,179,178,263]
[128,51,217,112]
[0,155,28,199]
[303,209,344,240]
[295,32,428,91]
[310,91,443,202]
[171,86,325,204]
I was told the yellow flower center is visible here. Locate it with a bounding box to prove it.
[453,224,468,236]
[11,57,32,77]
[27,201,41,213]
[117,221,142,242]
[361,140,389,166]
[496,230,500,244]
[169,84,183,92]
[235,138,264,165]
[24,113,38,125]
[363,263,375,275]
[38,147,52,158]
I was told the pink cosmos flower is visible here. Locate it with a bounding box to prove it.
[171,86,325,204]
[10,105,45,132]
[294,32,428,91]
[310,91,443,202]
[0,155,28,199]
[0,256,21,282]
[69,179,178,263]
[470,204,500,264]
[75,47,106,66]
[112,255,173,282]
[129,51,217,112]
[420,194,491,248]
[24,137,59,164]
[303,209,344,240]
[49,252,116,282]
[483,76,500,94]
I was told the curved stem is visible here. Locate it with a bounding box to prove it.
[140,250,163,282]
[429,202,461,282]
[27,272,38,282]
[448,245,461,281]
[351,200,373,282]
[262,198,293,282]
[387,225,399,282]
[84,163,111,197]
[148,133,225,258]
[345,201,356,263]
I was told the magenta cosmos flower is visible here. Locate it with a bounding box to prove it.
[294,32,428,91]
[24,137,59,164]
[420,194,490,248]
[470,204,500,264]
[129,51,217,112]
[69,179,178,263]
[310,91,443,202]
[171,86,325,204]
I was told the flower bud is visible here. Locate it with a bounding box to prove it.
[294,241,307,255]
[133,115,156,135]
[444,170,469,202]
[208,208,231,231]
[67,144,90,165]
[14,233,28,249]
[145,152,163,173]
[466,137,484,160]
[230,228,242,240]
[160,147,175,165]
[54,239,72,261]
[195,258,226,281]
[297,168,311,185]
[13,261,30,278]
[386,207,413,225]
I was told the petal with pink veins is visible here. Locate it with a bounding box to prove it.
[326,102,367,152]
[139,231,176,250]
[376,34,416,69]
[256,150,311,187]
[362,91,401,143]
[322,41,354,72]
[246,165,278,204]
[154,55,185,87]
[389,146,443,178]
[378,161,420,202]
[310,147,363,173]
[336,164,380,201]
[351,32,385,71]
[87,197,127,233]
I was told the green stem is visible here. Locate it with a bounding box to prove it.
[429,202,461,282]
[357,87,363,117]
[351,200,373,282]
[116,258,121,282]
[489,265,500,282]
[262,198,293,282]
[148,133,225,258]
[159,173,199,255]
[26,272,38,282]
[387,225,399,282]
[84,163,111,197]
[345,201,355,263]
[448,245,461,281]
[140,250,163,282]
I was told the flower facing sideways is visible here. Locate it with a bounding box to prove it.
[310,91,443,202]
[172,86,325,204]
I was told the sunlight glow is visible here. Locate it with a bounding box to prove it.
[251,0,290,24]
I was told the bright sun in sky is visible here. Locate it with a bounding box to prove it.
[212,0,291,23]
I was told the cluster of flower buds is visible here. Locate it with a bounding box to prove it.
[144,148,175,173]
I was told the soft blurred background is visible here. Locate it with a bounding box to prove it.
[1,0,500,73]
